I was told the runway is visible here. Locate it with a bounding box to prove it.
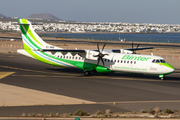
[0,53,180,116]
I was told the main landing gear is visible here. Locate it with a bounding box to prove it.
[84,70,93,76]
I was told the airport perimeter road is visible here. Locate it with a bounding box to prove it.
[0,53,180,116]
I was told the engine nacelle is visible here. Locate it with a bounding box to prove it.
[121,49,133,54]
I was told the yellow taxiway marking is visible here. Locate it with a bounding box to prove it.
[0,72,15,79]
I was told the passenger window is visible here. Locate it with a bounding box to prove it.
[114,60,116,62]
[76,57,77,59]
[72,57,74,59]
[152,59,155,63]
[124,61,126,63]
[108,60,110,62]
[111,60,113,62]
[79,57,81,60]
[117,60,119,63]
[61,56,62,58]
[69,56,71,59]
[127,61,129,64]
[134,61,136,64]
[121,60,123,63]
[63,56,65,58]
[105,59,106,62]
[66,56,68,59]
[156,60,160,63]
[131,61,133,64]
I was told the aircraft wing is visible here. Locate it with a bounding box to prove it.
[125,47,153,51]
[41,46,153,54]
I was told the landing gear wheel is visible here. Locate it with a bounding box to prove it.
[84,70,92,76]
[161,77,165,80]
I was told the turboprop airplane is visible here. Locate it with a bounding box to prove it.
[17,19,174,80]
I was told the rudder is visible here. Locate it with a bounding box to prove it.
[18,19,50,50]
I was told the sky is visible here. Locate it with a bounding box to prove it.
[0,0,180,24]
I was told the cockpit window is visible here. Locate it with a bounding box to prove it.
[156,60,160,63]
[160,59,166,63]
[152,59,166,63]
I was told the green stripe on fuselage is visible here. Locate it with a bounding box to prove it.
[157,63,174,69]
[24,43,110,72]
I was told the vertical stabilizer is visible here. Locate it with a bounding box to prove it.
[18,19,51,50]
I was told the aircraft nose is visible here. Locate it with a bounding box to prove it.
[166,64,174,73]
[167,67,174,73]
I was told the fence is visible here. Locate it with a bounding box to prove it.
[0,44,23,49]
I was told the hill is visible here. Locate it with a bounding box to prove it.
[27,13,61,21]
[0,13,6,18]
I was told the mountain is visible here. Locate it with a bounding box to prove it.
[27,13,61,21]
[0,13,6,18]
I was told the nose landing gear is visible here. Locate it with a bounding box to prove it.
[159,74,165,80]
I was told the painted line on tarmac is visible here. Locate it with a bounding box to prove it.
[0,72,15,79]
[12,75,75,78]
[0,65,78,76]
[97,100,180,104]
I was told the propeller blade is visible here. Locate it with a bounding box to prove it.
[95,43,107,67]
[133,44,140,54]
[93,55,99,57]
[132,42,133,49]
[97,43,100,53]
[102,43,106,52]
[100,57,105,66]
[96,58,100,66]
[136,44,140,49]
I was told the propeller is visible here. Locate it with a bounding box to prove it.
[93,43,108,67]
[132,42,140,54]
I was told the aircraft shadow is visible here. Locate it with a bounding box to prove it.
[45,68,180,81]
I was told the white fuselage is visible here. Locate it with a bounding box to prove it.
[53,51,174,75]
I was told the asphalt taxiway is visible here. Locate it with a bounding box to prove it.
[0,53,180,116]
